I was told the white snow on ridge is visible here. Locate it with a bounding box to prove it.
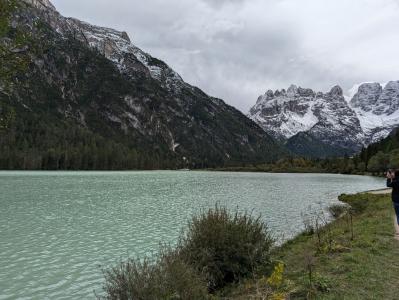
[346,81,399,143]
[345,82,388,102]
[345,82,373,103]
[354,107,399,137]
[49,14,186,91]
[249,91,321,139]
[250,82,399,151]
[282,108,318,138]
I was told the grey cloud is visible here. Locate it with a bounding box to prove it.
[52,0,399,112]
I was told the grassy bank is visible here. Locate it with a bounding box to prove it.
[225,192,399,299]
[100,192,398,299]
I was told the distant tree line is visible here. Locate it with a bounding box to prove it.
[0,104,181,170]
[214,128,399,175]
[358,129,399,174]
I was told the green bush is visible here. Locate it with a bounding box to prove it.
[100,249,208,300]
[178,206,274,291]
[100,207,274,297]
[312,273,332,293]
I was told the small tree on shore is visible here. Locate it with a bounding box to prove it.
[178,206,275,291]
[99,248,208,300]
[100,206,275,298]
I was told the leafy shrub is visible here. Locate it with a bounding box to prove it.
[312,273,332,293]
[100,248,208,300]
[100,206,274,297]
[178,206,274,291]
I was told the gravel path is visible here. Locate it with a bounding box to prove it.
[366,188,392,195]
[366,188,399,238]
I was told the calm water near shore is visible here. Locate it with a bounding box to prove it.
[0,171,383,299]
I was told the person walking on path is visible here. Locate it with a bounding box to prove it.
[386,170,399,239]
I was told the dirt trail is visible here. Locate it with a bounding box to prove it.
[366,188,392,195]
[394,218,399,237]
[364,188,399,238]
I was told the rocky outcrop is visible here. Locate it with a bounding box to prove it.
[249,85,363,156]
[23,0,56,10]
[350,81,399,145]
[373,81,399,115]
[249,81,399,157]
[350,82,382,112]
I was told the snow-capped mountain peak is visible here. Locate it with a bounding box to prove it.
[249,81,399,156]
[22,0,185,93]
[350,82,382,112]
[64,18,185,91]
[348,80,399,144]
[248,85,362,151]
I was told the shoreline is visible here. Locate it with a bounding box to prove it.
[225,188,398,298]
[364,187,391,194]
[270,187,391,250]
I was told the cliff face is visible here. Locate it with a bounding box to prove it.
[0,0,285,169]
[249,82,399,158]
[249,85,363,157]
[350,81,399,144]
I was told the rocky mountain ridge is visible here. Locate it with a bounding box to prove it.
[349,81,399,144]
[0,0,284,169]
[22,0,186,92]
[249,81,399,157]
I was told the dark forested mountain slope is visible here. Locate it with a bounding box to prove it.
[0,0,285,170]
[284,132,351,159]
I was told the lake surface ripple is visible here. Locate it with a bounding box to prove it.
[0,171,383,299]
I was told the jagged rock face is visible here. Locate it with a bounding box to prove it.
[249,85,364,155]
[308,87,364,151]
[24,0,55,10]
[350,82,382,112]
[21,0,185,92]
[250,85,317,140]
[1,0,284,168]
[350,81,399,115]
[249,81,399,157]
[64,18,186,92]
[350,81,399,145]
[374,81,399,115]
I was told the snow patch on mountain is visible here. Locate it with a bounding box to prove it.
[22,0,186,93]
[249,85,320,140]
[348,81,399,144]
[24,0,56,11]
[64,18,185,92]
[345,82,388,103]
[249,81,399,154]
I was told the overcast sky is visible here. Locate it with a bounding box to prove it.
[52,0,399,112]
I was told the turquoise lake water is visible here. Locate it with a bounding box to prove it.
[0,171,383,299]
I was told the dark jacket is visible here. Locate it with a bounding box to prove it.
[387,179,399,203]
